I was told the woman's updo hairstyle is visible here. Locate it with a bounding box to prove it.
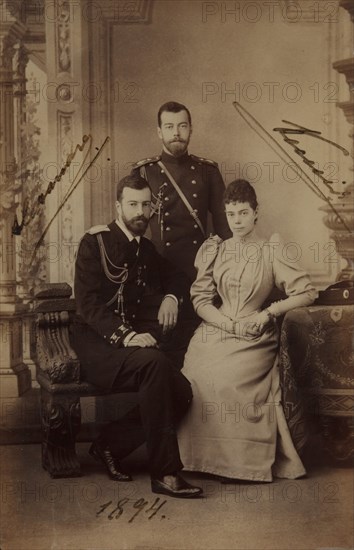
[223,179,258,211]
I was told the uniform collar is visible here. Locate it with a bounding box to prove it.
[115,219,141,243]
[161,150,190,166]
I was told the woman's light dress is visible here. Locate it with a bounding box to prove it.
[178,232,317,481]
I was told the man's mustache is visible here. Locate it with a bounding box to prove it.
[132,216,148,223]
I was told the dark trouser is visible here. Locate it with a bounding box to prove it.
[158,299,200,370]
[99,348,192,478]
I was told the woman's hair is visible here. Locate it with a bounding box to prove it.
[224,179,258,211]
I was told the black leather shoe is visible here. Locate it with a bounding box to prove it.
[89,442,132,482]
[151,473,203,499]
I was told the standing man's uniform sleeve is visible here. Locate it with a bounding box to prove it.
[151,242,190,303]
[207,163,232,240]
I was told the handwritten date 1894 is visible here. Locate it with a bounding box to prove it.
[96,496,167,523]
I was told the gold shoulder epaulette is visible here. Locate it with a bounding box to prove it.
[86,225,110,235]
[131,156,161,169]
[190,154,218,167]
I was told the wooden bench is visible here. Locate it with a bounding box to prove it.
[34,284,353,479]
[32,283,292,478]
[33,283,117,478]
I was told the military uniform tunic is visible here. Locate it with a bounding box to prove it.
[71,220,192,476]
[132,150,231,282]
[72,220,188,389]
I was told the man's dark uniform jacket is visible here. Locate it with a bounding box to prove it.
[72,220,188,389]
[132,150,231,282]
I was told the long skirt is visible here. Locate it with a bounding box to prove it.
[178,322,306,481]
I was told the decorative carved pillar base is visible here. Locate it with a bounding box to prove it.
[320,186,354,282]
[0,314,31,397]
[22,313,38,386]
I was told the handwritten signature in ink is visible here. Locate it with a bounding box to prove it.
[13,134,110,266]
[12,134,92,236]
[273,120,349,196]
[232,101,351,233]
[96,496,167,523]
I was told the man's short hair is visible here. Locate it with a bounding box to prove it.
[157,101,192,127]
[116,174,151,201]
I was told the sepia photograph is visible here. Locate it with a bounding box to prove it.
[0,0,353,548]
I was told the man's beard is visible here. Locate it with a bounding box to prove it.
[164,138,189,157]
[122,213,149,236]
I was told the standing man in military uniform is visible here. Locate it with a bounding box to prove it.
[71,174,202,498]
[131,101,231,350]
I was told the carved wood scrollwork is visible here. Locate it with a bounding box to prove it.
[36,310,80,383]
[41,391,81,477]
[56,0,71,74]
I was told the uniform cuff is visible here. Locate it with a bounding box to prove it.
[108,323,134,347]
[123,331,137,347]
[163,294,179,306]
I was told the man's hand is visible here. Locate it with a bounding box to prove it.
[125,333,158,347]
[158,296,178,334]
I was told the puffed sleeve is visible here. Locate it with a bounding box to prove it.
[265,233,318,317]
[190,235,223,314]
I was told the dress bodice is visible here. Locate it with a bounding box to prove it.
[213,236,272,319]
[191,232,317,321]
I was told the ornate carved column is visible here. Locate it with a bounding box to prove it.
[43,0,152,286]
[0,3,31,396]
[314,0,354,461]
[320,0,354,281]
[44,0,90,286]
[12,41,28,298]
[15,2,47,383]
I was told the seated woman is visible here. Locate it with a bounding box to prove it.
[178,179,318,482]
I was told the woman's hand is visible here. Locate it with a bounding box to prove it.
[243,310,272,338]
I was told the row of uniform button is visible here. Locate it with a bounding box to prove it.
[114,293,143,319]
[164,193,198,200]
[164,209,200,246]
[164,208,199,216]
[158,167,201,247]
[122,263,148,268]
[159,166,197,172]
[164,223,199,230]
[165,240,200,247]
